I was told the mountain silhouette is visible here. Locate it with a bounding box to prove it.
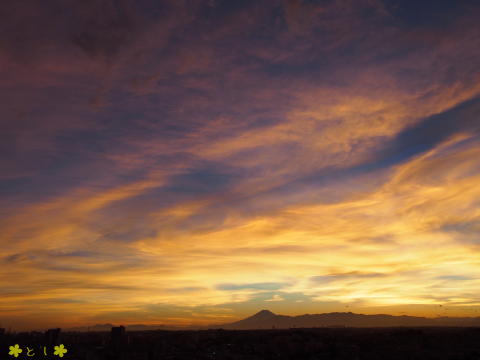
[220,310,480,329]
[62,310,480,332]
[250,309,276,319]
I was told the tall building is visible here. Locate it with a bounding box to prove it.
[110,325,126,352]
[45,328,61,347]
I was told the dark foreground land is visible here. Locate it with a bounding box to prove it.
[2,327,480,360]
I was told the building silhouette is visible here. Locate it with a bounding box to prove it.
[110,325,127,355]
[45,328,61,347]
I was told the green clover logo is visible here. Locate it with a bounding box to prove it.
[8,344,23,358]
[53,344,68,357]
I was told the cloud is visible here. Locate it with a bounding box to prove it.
[216,282,291,291]
[69,0,140,61]
[436,275,475,281]
[1,0,480,330]
[311,272,389,284]
[265,294,284,302]
[372,96,480,168]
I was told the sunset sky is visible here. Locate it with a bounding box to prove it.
[1,0,480,331]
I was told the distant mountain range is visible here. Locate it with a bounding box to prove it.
[64,310,480,332]
[219,310,480,329]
